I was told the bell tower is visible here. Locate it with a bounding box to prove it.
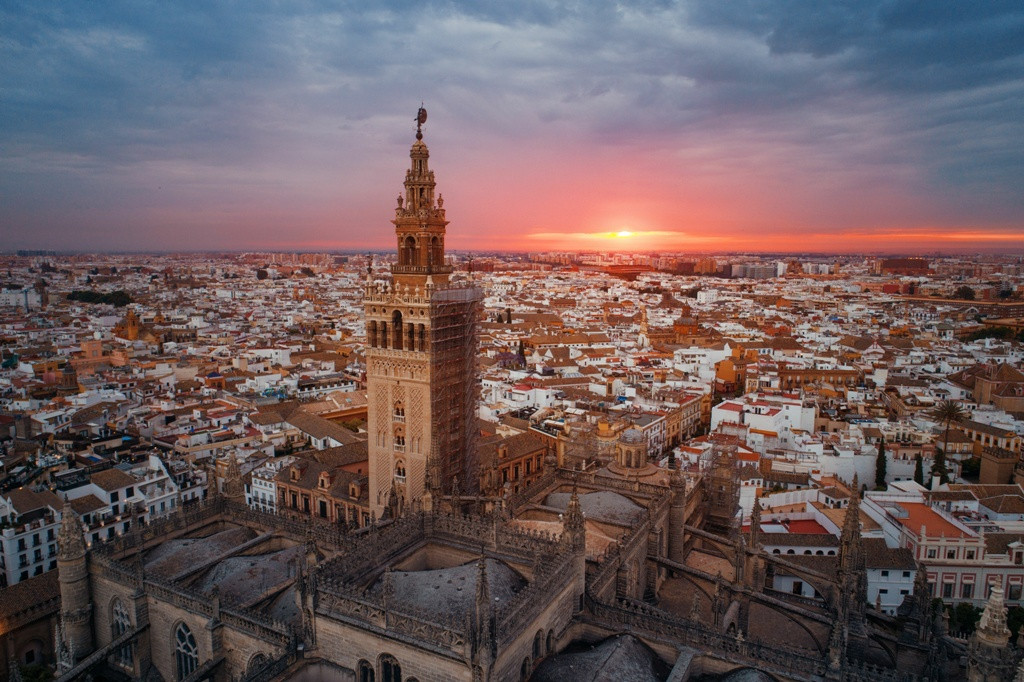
[364,108,482,518]
[392,107,452,290]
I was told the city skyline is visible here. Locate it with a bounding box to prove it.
[2,1,1023,254]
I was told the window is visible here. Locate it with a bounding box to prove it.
[962,583,974,599]
[380,654,401,682]
[879,589,888,595]
[942,583,953,599]
[968,550,977,561]
[174,623,198,681]
[792,581,803,595]
[112,599,133,668]
[358,660,375,682]
[395,461,406,480]
[881,570,889,577]
[111,491,119,502]
[1010,584,1022,601]
[319,500,328,518]
[946,549,956,559]
[927,549,937,559]
[903,571,911,578]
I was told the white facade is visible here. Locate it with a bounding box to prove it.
[0,491,61,586]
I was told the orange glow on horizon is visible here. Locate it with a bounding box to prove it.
[509,224,1024,254]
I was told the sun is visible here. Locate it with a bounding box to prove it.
[615,230,633,238]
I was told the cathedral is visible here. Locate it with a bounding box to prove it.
[21,113,1024,682]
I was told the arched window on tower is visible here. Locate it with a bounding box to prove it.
[174,623,198,681]
[379,654,402,682]
[418,324,426,351]
[112,598,132,668]
[379,321,388,349]
[358,660,375,682]
[430,237,441,267]
[367,321,377,348]
[392,311,403,350]
[402,235,416,266]
[395,460,406,481]
[406,323,415,350]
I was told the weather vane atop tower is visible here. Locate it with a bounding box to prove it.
[415,104,427,140]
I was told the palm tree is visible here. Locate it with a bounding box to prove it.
[930,399,967,485]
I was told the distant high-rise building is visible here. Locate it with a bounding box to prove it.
[364,109,482,517]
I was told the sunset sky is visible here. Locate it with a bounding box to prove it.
[2,1,1023,254]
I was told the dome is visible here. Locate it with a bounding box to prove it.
[621,428,644,444]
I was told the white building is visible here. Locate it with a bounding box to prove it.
[0,488,63,586]
[245,457,294,514]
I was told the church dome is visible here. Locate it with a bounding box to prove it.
[621,428,644,444]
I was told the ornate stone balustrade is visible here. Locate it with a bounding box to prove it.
[587,593,828,680]
[495,550,574,648]
[317,587,467,656]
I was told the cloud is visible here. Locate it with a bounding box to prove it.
[1,0,1022,251]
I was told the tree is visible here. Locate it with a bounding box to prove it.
[930,399,967,486]
[255,269,268,280]
[875,438,888,489]
[953,285,975,300]
[913,452,924,486]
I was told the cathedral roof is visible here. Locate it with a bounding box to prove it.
[144,526,257,578]
[545,490,644,525]
[192,544,304,604]
[532,633,670,682]
[368,558,525,619]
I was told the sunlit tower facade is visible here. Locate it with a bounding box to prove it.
[364,109,482,518]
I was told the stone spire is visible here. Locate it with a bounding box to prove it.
[472,556,494,670]
[831,473,868,665]
[563,482,586,553]
[968,585,1016,681]
[750,500,762,550]
[57,501,93,660]
[58,501,85,562]
[976,586,1011,647]
[222,452,244,503]
[838,475,867,621]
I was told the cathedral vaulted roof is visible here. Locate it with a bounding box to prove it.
[368,558,525,618]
